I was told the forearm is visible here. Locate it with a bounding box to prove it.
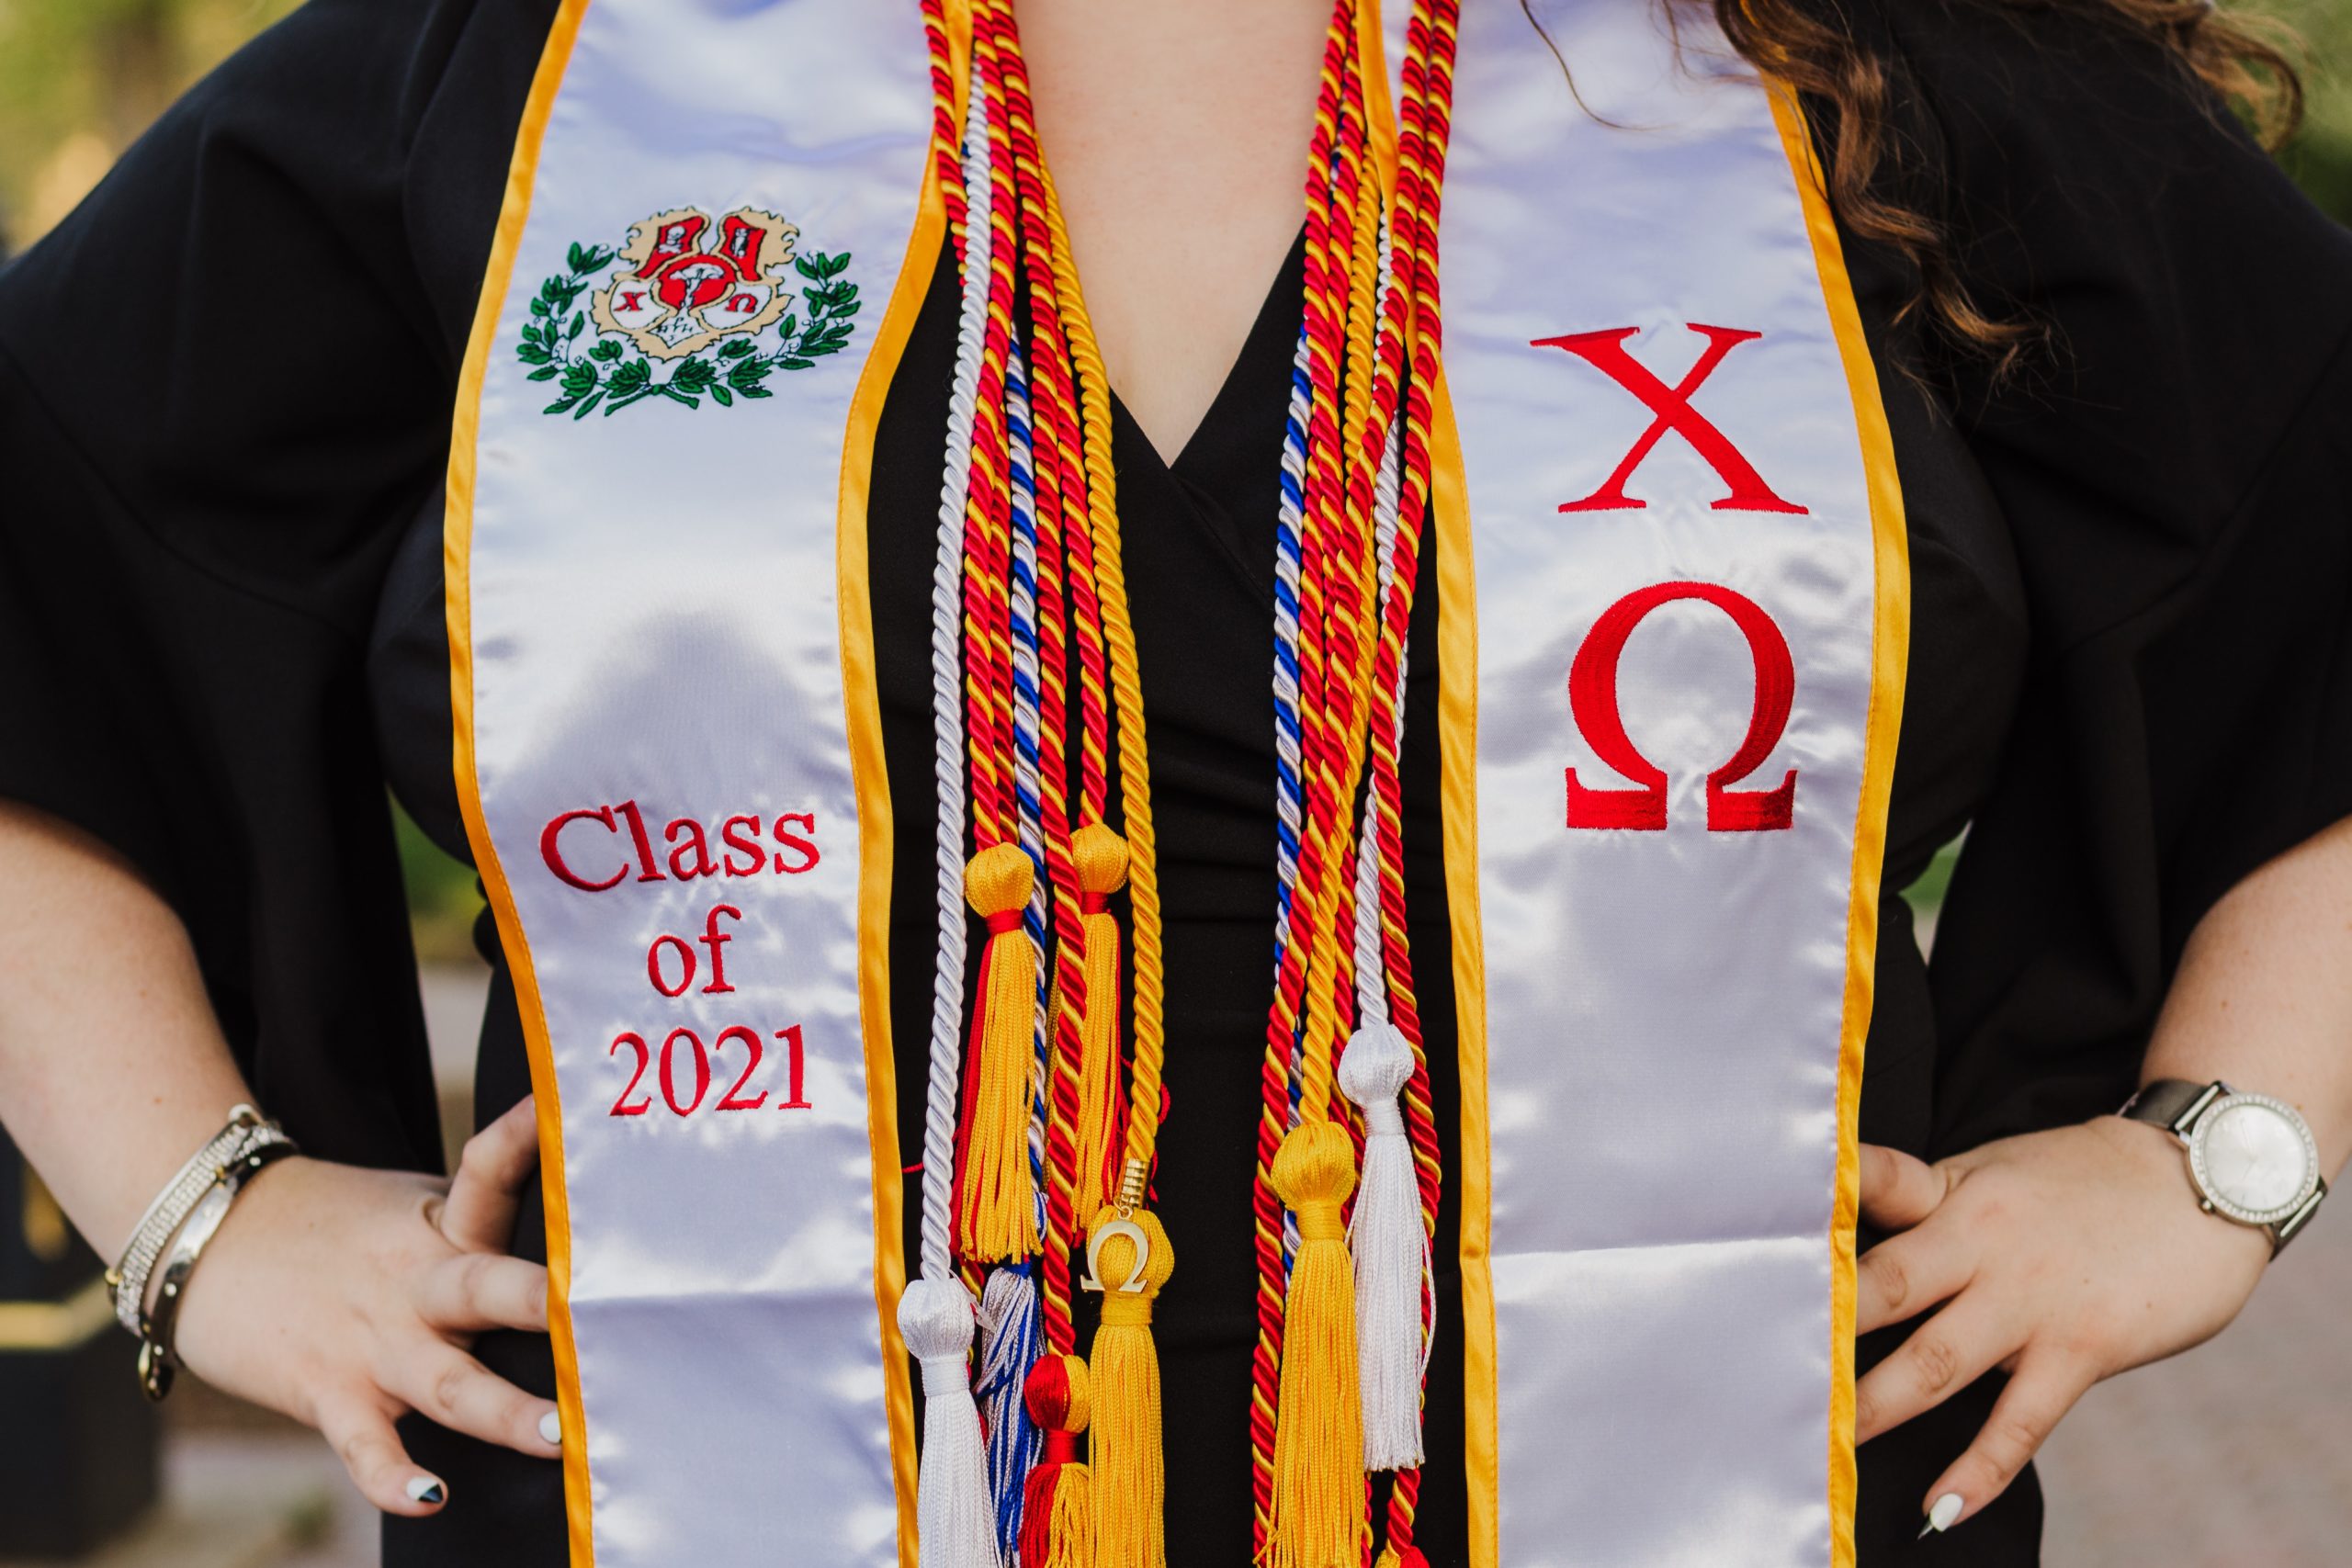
[0,798,255,1258]
[2141,814,2352,1173]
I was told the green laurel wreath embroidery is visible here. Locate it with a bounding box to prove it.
[515,240,861,418]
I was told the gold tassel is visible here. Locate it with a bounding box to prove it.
[1266,1121,1366,1568]
[957,843,1040,1260]
[1069,824,1130,1209]
[1023,1353,1096,1568]
[1086,1204,1172,1568]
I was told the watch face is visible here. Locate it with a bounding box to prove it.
[2188,1093,2320,1225]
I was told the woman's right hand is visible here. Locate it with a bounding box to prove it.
[172,1096,560,1516]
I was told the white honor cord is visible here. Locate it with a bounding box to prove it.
[921,47,997,1283]
[1351,411,1407,1029]
[1352,212,1405,1029]
[1338,220,1437,1473]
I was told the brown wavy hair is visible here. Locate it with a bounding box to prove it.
[1707,0,2304,379]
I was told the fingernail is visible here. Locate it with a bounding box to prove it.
[405,1475,447,1506]
[1917,1492,1963,1537]
[539,1410,563,1446]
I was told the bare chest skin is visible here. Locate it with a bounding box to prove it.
[1015,0,1333,462]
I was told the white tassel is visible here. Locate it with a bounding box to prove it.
[899,1277,1003,1568]
[1338,1022,1430,1472]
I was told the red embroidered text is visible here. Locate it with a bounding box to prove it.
[1565,580,1799,832]
[1532,324,1807,515]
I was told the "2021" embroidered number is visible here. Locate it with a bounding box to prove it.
[608,1023,813,1117]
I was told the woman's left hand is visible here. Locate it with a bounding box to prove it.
[1854,1120,2272,1533]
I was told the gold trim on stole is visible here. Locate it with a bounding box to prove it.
[445,5,595,1558]
[1430,366,1496,1568]
[1770,82,1912,1568]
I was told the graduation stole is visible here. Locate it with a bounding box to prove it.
[444,0,1905,1565]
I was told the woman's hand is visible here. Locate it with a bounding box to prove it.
[1855,1120,2271,1534]
[172,1097,560,1517]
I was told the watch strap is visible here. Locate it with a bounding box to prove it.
[2119,1077,2225,1139]
[2270,1175,2328,1255]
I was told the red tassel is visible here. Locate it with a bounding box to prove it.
[1021,1352,1093,1568]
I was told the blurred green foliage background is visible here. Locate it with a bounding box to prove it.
[0,0,2342,956]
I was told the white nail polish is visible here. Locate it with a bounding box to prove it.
[1917,1492,1963,1537]
[539,1410,563,1446]
[404,1474,447,1506]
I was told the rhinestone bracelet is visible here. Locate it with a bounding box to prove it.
[106,1105,293,1336]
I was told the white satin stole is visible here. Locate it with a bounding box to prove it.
[447,1,929,1564]
[1430,3,1905,1566]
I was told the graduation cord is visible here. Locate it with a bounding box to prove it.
[975,337,1048,1555]
[953,0,1045,1268]
[1250,6,1381,1561]
[920,0,987,1293]
[900,14,1011,1568]
[1250,0,1464,1560]
[1364,3,1459,1553]
[1049,212,1165,1200]
[1272,324,1312,1125]
[992,3,1138,1561]
[913,1,1453,1560]
[1038,104,1181,1568]
[906,4,1178,1561]
[1253,20,1361,1514]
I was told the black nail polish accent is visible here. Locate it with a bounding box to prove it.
[419,1483,446,1506]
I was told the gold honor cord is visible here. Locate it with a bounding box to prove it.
[1038,169,1179,1568]
[1044,184,1165,1198]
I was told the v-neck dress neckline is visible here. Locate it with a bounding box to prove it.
[1097,224,1311,618]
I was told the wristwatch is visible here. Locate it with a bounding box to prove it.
[2120,1079,2327,1254]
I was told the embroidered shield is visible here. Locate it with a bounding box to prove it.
[515,205,861,417]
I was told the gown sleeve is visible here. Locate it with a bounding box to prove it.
[0,0,537,1169]
[1876,0,2352,1152]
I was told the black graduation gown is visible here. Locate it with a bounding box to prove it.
[2,2,2346,1563]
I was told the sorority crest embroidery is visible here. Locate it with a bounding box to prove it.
[514,206,861,417]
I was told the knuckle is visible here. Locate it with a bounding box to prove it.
[497,1386,537,1438]
[431,1360,471,1419]
[1861,1249,1910,1316]
[1909,1334,1962,1396]
[1985,1410,2050,1467]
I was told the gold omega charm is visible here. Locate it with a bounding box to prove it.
[1081,1216,1152,1294]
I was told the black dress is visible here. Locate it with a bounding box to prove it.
[3,2,2347,1564]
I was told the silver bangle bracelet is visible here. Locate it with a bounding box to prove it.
[106,1105,294,1336]
[135,1139,297,1401]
